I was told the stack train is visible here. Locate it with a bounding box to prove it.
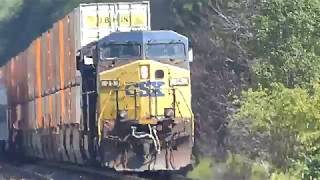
[0,1,195,172]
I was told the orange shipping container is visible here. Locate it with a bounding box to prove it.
[71,86,82,125]
[52,23,61,91]
[48,94,56,128]
[55,91,61,126]
[35,38,42,99]
[64,88,71,125]
[63,17,70,88]
[21,51,28,103]
[27,101,35,129]
[16,55,22,103]
[35,97,43,129]
[46,31,54,95]
[27,42,34,100]
[41,34,47,96]
[69,13,77,86]
[10,57,17,105]
[42,96,48,128]
[21,103,28,129]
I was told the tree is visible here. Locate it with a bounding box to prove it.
[170,0,255,156]
[235,83,320,179]
[0,0,79,65]
[235,0,320,178]
[252,0,320,88]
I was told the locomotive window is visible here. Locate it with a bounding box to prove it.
[146,43,185,60]
[155,70,164,79]
[100,44,141,60]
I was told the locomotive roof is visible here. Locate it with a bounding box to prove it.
[97,30,188,46]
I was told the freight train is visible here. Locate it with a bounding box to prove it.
[0,1,194,172]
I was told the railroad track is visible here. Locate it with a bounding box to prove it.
[37,161,145,180]
[0,158,140,180]
[0,157,188,180]
[0,161,51,180]
[39,161,188,180]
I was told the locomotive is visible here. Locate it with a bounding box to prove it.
[1,2,194,172]
[78,30,194,171]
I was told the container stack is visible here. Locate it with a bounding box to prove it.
[3,2,151,130]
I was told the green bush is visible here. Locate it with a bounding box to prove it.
[187,153,270,180]
[235,83,320,179]
[187,158,214,180]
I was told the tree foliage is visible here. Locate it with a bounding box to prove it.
[0,0,23,23]
[252,0,320,88]
[235,0,320,179]
[0,0,79,65]
[187,153,270,180]
[236,83,320,168]
[170,0,253,156]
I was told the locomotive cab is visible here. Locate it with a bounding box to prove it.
[79,31,194,171]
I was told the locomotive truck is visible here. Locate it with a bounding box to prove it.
[1,1,194,172]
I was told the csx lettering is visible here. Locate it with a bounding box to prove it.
[125,82,165,97]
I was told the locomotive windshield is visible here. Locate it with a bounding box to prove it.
[100,44,141,60]
[145,43,186,60]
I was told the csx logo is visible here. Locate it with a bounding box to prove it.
[125,81,165,97]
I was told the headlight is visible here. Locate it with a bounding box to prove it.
[118,110,128,119]
[101,80,120,87]
[170,77,189,86]
[164,108,174,118]
[140,65,149,79]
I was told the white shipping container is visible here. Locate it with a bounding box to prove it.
[74,1,151,49]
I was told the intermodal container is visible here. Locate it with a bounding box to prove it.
[76,2,151,48]
[3,1,151,127]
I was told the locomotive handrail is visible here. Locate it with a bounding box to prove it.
[131,124,161,153]
[175,88,195,141]
[97,90,113,144]
[175,88,194,119]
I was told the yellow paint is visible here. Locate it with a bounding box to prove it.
[98,60,193,127]
[85,16,112,28]
[85,13,147,28]
[131,12,147,26]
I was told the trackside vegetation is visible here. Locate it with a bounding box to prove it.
[183,0,320,179]
[235,0,320,179]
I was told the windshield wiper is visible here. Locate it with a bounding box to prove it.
[169,58,185,64]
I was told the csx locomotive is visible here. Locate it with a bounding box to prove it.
[78,30,194,171]
[0,0,195,172]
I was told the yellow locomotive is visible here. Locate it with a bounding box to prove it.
[78,30,194,171]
